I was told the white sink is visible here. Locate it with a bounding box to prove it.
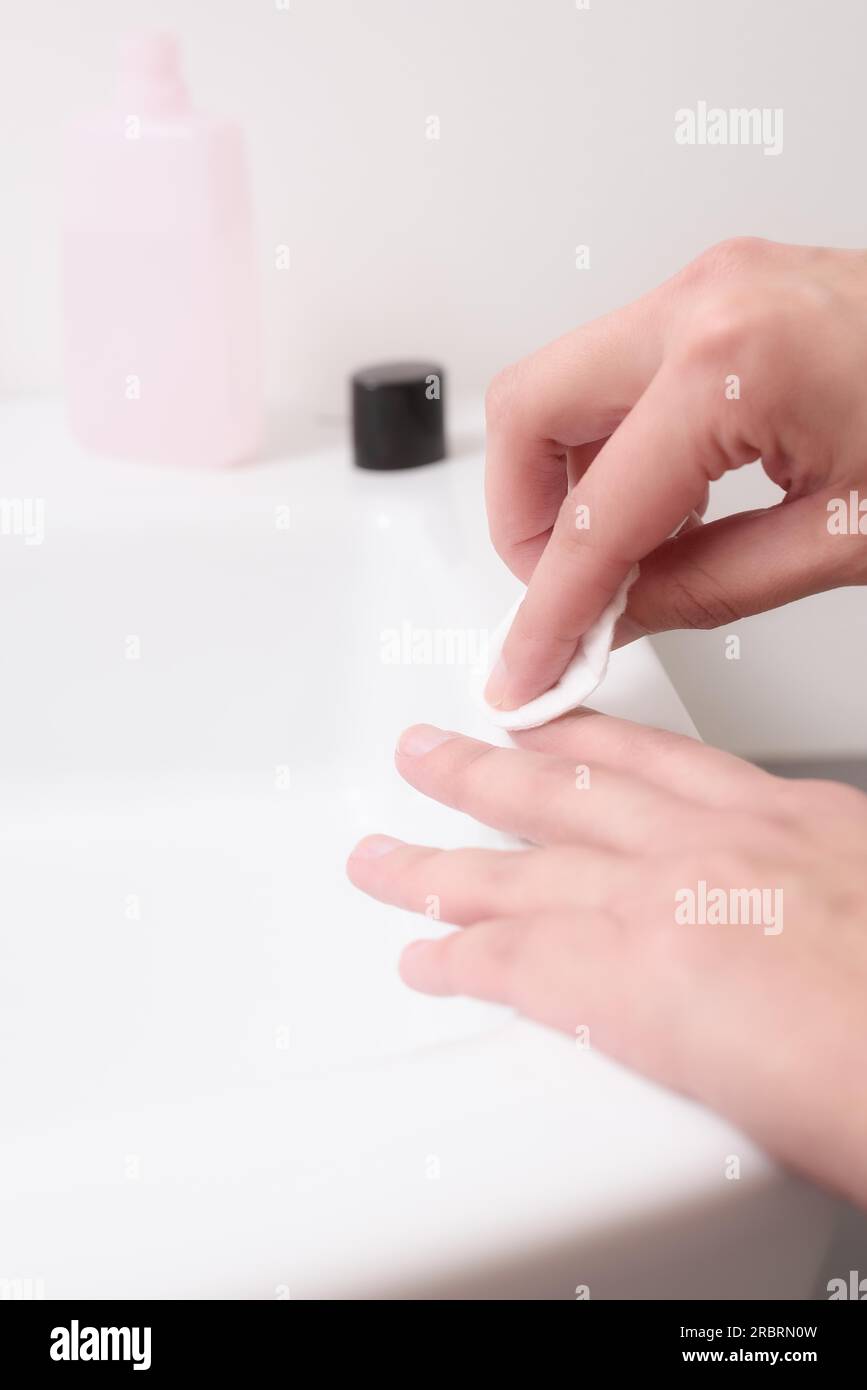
[0,400,837,1298]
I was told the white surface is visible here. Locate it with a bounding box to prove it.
[0,399,837,1298]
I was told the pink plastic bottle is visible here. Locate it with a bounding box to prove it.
[62,33,262,467]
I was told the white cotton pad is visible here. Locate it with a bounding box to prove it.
[474,566,640,732]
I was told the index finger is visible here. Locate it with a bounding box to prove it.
[487,359,751,711]
[484,295,663,582]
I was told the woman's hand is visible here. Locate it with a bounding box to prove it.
[347,714,867,1209]
[484,237,867,711]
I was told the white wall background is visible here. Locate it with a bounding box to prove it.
[1,0,865,756]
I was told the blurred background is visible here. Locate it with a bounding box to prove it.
[1,0,865,759]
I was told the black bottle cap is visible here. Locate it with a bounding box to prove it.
[352,360,446,470]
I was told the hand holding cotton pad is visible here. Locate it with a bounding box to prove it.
[474,566,639,732]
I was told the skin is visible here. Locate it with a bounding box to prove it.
[347,239,867,1209]
[349,717,867,1210]
[482,236,867,709]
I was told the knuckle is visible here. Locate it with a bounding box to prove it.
[554,489,585,542]
[664,563,742,630]
[532,757,578,808]
[729,811,795,858]
[553,491,635,573]
[611,726,681,779]
[455,742,501,793]
[484,851,525,897]
[687,310,749,367]
[395,848,436,900]
[463,922,522,995]
[795,778,867,819]
[692,236,772,279]
[677,293,778,372]
[484,362,521,427]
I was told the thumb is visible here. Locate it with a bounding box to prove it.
[615,493,863,644]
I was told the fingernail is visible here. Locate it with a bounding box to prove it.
[484,657,508,708]
[397,724,455,758]
[350,834,404,860]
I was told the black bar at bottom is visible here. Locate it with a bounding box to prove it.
[0,1297,863,1374]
